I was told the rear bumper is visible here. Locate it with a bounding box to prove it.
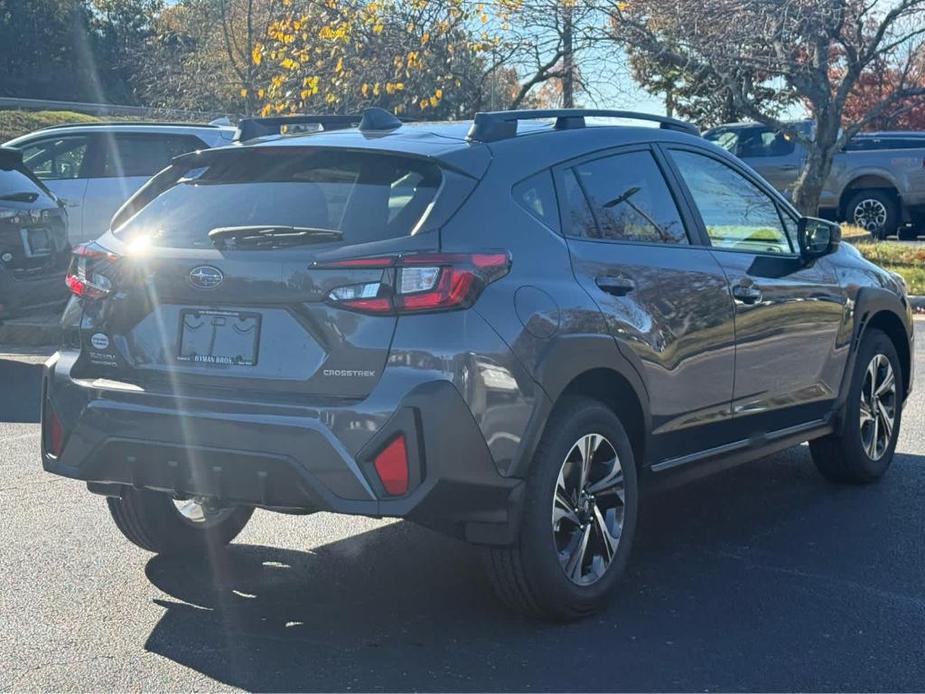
[41,352,525,545]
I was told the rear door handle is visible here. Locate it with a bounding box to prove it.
[732,284,762,304]
[595,275,635,296]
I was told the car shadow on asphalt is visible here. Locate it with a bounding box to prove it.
[0,359,42,423]
[140,445,925,692]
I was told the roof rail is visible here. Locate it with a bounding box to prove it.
[37,121,226,132]
[466,109,699,142]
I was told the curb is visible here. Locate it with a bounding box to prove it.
[0,313,62,347]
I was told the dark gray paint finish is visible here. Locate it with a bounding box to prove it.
[40,118,914,544]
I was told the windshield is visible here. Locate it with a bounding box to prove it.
[115,148,442,248]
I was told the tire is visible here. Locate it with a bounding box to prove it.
[484,397,638,621]
[846,190,899,239]
[107,488,253,555]
[810,329,902,484]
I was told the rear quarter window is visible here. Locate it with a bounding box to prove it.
[513,170,560,232]
[114,148,443,247]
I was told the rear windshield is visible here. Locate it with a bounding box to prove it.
[114,148,443,248]
[0,167,47,197]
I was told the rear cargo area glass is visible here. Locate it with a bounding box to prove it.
[113,148,442,248]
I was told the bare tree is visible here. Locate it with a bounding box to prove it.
[216,0,280,115]
[490,0,609,109]
[608,0,925,215]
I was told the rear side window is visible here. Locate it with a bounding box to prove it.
[114,148,442,247]
[98,134,205,178]
[513,170,559,231]
[705,126,796,158]
[736,127,795,157]
[564,150,688,244]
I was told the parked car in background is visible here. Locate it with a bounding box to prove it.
[703,121,925,239]
[0,147,69,320]
[4,122,235,244]
[41,108,913,620]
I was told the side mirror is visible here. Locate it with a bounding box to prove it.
[798,217,840,260]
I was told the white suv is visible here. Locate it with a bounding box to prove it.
[4,122,235,244]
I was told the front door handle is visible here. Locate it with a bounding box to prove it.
[595,275,636,296]
[732,283,762,304]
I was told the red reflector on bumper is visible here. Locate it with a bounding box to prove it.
[374,435,409,496]
[46,407,65,457]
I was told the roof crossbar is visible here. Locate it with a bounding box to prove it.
[235,107,404,142]
[235,114,362,142]
[466,109,699,142]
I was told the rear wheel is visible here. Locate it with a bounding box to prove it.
[810,329,902,483]
[107,488,253,555]
[847,190,898,239]
[484,397,638,621]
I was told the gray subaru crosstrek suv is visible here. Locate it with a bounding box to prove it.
[42,108,914,620]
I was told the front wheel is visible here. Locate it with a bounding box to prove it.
[484,397,638,621]
[107,488,253,555]
[810,329,902,483]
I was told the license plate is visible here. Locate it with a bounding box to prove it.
[21,227,52,257]
[177,309,261,366]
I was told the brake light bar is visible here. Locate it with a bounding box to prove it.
[66,242,118,299]
[320,251,510,315]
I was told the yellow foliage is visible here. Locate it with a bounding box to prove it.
[251,44,263,66]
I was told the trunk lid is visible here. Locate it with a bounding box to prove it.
[72,145,469,400]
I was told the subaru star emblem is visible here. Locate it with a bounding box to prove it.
[189,265,224,289]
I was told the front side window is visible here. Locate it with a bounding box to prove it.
[20,136,90,180]
[114,148,442,247]
[671,149,792,254]
[99,134,205,178]
[566,150,688,244]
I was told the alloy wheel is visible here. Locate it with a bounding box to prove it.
[551,433,626,586]
[859,353,897,461]
[853,199,888,232]
[172,496,236,527]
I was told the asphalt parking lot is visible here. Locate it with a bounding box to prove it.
[2,325,924,692]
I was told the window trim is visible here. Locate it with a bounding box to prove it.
[550,143,699,248]
[658,143,802,259]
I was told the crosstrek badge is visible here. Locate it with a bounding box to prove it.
[90,333,110,350]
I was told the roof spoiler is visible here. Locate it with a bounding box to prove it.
[235,108,403,142]
[0,146,23,170]
[466,109,699,142]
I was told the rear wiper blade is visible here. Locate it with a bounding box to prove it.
[208,225,343,249]
[0,191,39,203]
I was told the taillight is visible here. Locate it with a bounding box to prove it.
[44,404,66,457]
[65,242,118,299]
[321,252,510,315]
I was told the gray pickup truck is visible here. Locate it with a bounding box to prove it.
[703,121,925,239]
